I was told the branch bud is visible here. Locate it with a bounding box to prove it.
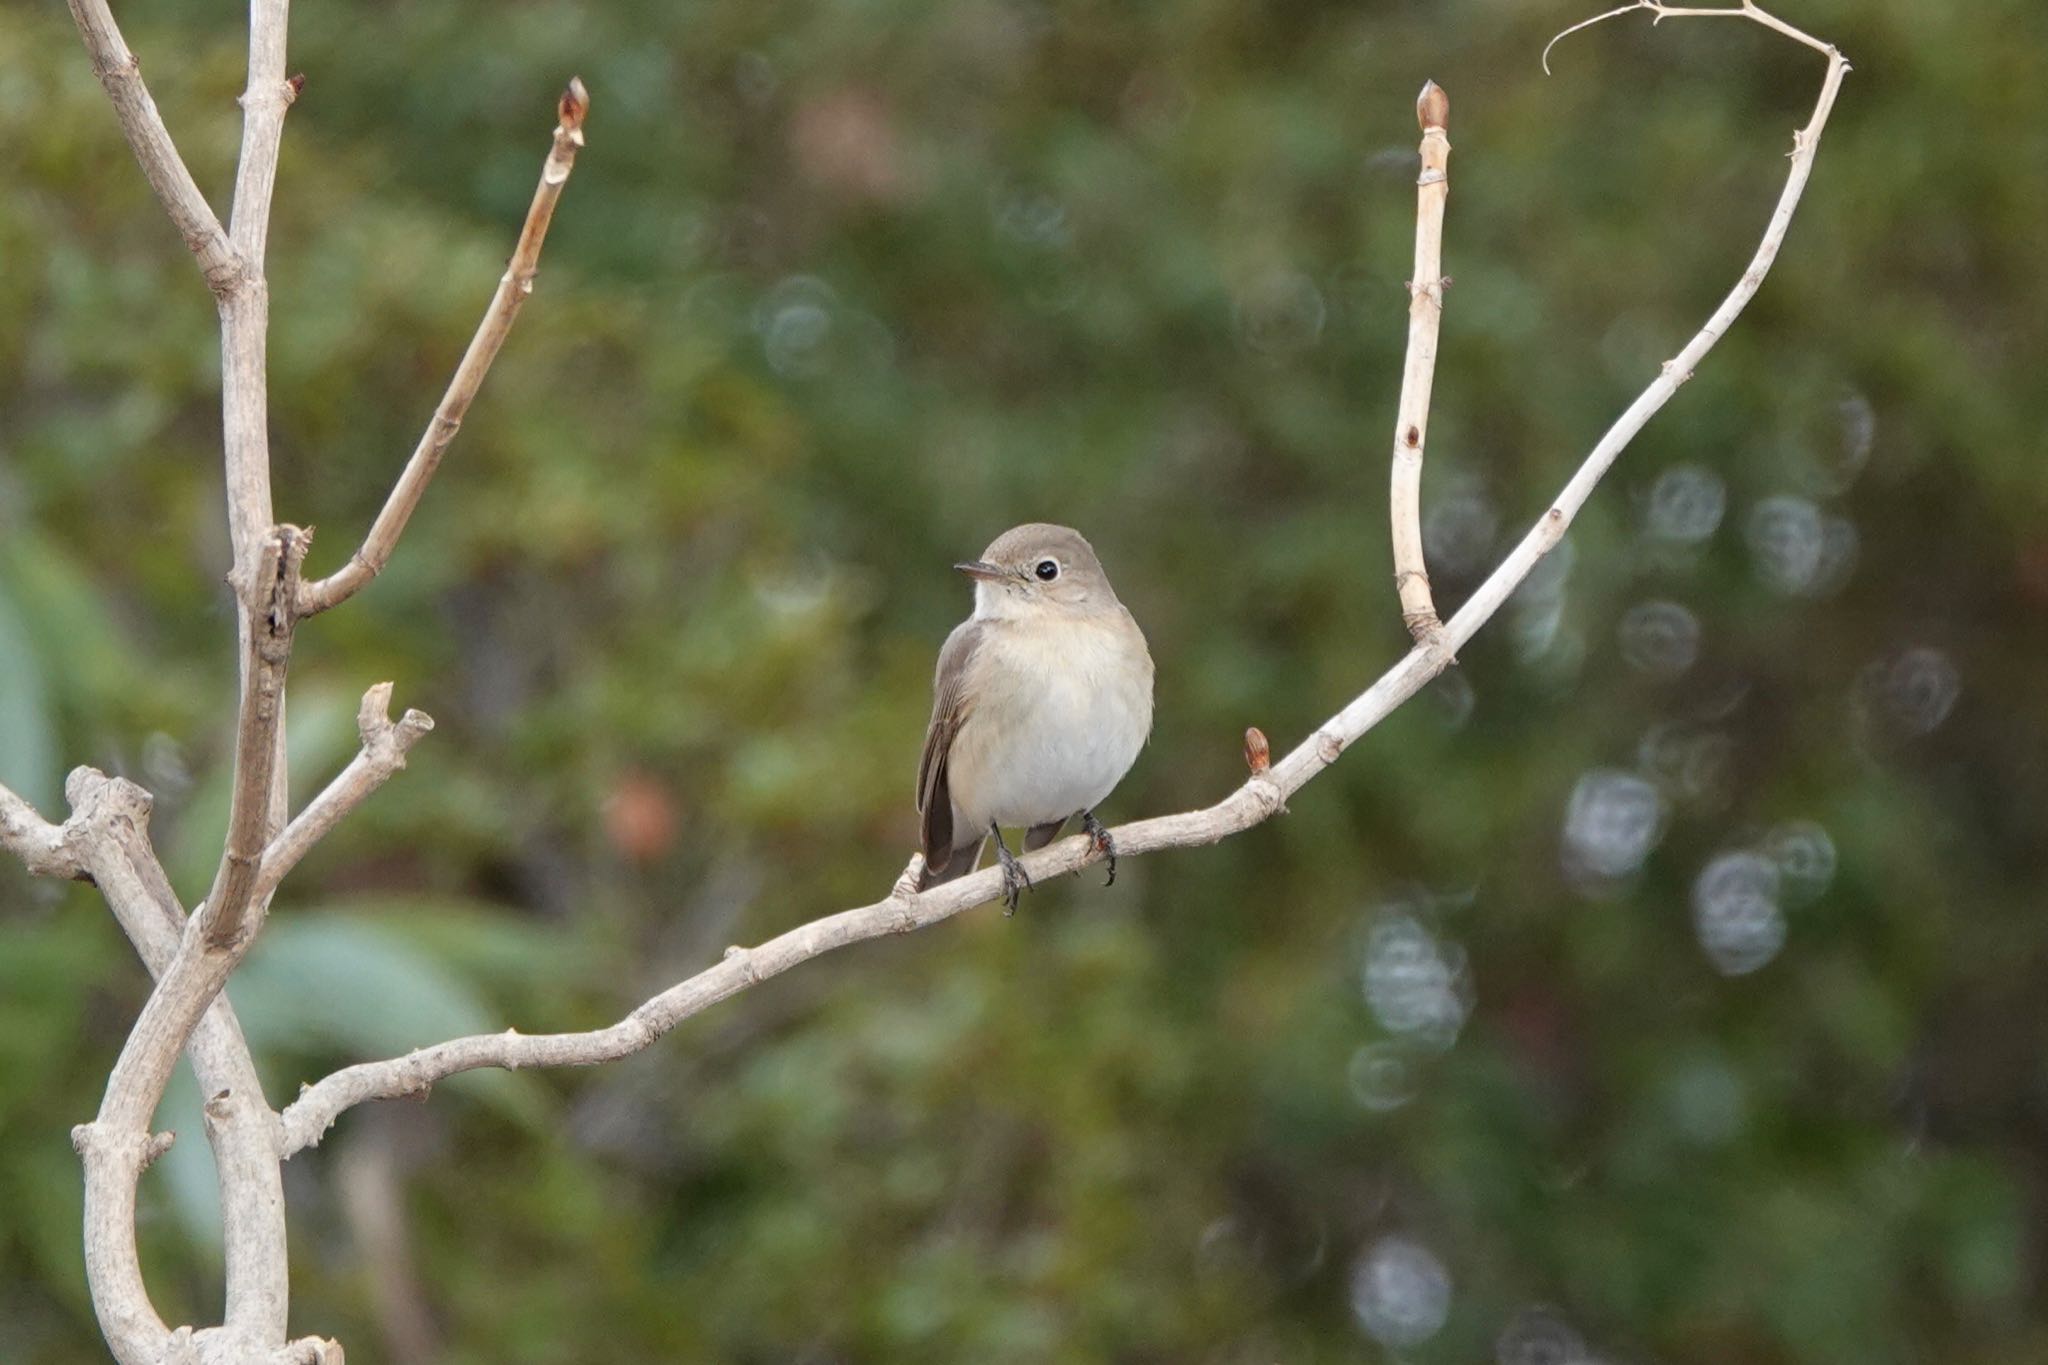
[1416,80,1448,132]
[1244,727,1271,775]
[559,76,590,133]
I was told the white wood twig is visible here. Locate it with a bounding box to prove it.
[248,684,435,908]
[1390,80,1453,646]
[297,80,592,617]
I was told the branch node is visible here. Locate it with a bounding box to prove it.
[1403,611,1451,651]
[71,1122,175,1169]
[723,945,762,984]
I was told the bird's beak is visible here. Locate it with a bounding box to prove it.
[953,560,1006,581]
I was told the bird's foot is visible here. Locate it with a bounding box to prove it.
[1081,810,1117,887]
[992,828,1033,916]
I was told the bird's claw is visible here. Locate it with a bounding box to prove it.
[1081,811,1117,887]
[993,833,1033,916]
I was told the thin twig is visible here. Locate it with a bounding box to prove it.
[203,524,308,950]
[60,0,243,295]
[215,0,298,574]
[1390,80,1453,646]
[247,683,435,907]
[1543,0,1842,74]
[297,79,592,617]
[281,8,1848,1158]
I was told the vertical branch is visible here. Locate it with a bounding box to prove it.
[1389,80,1452,646]
[298,79,592,616]
[218,0,297,567]
[204,524,308,950]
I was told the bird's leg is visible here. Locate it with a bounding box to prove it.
[1081,810,1117,887]
[990,824,1032,916]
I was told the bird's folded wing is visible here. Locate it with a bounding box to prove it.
[917,619,984,867]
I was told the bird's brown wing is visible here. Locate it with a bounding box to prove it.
[916,620,984,879]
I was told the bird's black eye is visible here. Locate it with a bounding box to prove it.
[1034,559,1060,581]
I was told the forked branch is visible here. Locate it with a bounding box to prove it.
[297,79,593,616]
[280,4,1850,1155]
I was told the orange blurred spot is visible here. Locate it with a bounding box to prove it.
[605,771,677,864]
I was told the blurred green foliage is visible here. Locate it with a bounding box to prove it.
[4,0,2047,1360]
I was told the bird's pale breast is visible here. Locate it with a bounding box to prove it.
[946,609,1153,833]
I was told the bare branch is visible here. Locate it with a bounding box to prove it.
[298,78,593,617]
[1544,0,1844,74]
[72,1119,174,1364]
[0,783,85,879]
[213,0,298,579]
[60,769,292,1345]
[55,703,441,1352]
[1390,79,1453,646]
[60,0,243,295]
[83,869,283,1362]
[280,15,1848,1159]
[248,683,435,907]
[228,0,296,270]
[203,523,308,951]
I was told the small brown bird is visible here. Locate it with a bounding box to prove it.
[915,524,1154,911]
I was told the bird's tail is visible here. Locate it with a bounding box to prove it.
[917,837,986,890]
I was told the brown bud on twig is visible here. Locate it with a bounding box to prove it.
[1416,80,1448,132]
[1244,727,1271,775]
[286,72,306,101]
[559,76,590,133]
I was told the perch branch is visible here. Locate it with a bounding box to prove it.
[297,79,592,616]
[60,0,242,295]
[1389,79,1453,645]
[280,5,1847,1158]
